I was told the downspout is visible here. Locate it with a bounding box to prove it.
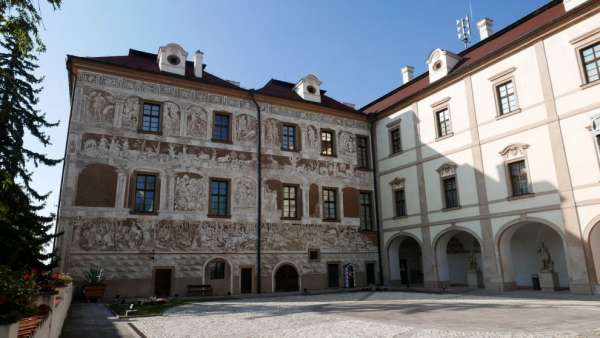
[369,116,384,285]
[249,90,262,294]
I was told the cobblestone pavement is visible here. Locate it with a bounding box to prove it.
[130,291,600,338]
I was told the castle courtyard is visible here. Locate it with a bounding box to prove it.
[128,291,600,338]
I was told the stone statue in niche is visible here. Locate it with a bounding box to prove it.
[234,177,256,208]
[86,89,115,123]
[163,101,181,136]
[538,242,555,272]
[174,174,206,211]
[186,105,208,139]
[264,118,281,146]
[338,131,356,157]
[235,114,257,143]
[122,96,140,129]
[306,125,318,151]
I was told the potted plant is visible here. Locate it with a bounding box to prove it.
[0,266,39,327]
[82,265,106,302]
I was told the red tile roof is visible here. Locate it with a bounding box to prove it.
[361,0,566,115]
[256,79,359,113]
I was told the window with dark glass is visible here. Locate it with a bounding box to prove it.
[212,112,231,142]
[282,124,297,151]
[209,179,229,216]
[359,192,373,231]
[142,103,161,133]
[390,128,402,154]
[394,189,406,217]
[321,130,335,156]
[436,108,452,138]
[508,160,529,196]
[442,176,459,209]
[282,185,298,219]
[208,261,225,279]
[356,135,370,169]
[308,249,320,261]
[322,188,337,220]
[496,80,518,115]
[135,174,157,212]
[366,263,376,285]
[581,42,600,83]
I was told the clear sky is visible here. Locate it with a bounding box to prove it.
[30,0,549,219]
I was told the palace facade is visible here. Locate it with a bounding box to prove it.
[55,0,600,296]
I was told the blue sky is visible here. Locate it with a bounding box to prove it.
[30,0,548,217]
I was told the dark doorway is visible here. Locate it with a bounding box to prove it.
[154,268,172,297]
[399,259,409,285]
[327,263,340,288]
[398,237,423,285]
[344,264,355,288]
[366,262,376,285]
[275,264,299,292]
[241,268,252,294]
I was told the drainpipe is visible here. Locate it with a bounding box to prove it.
[249,90,262,294]
[369,116,384,285]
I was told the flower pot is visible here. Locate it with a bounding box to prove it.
[83,286,106,302]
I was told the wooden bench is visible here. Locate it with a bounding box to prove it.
[187,284,212,297]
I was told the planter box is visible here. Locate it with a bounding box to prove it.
[0,322,18,338]
[539,271,559,292]
[83,286,105,302]
[467,271,483,288]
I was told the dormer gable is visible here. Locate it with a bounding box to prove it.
[426,48,461,83]
[293,74,322,103]
[157,43,188,76]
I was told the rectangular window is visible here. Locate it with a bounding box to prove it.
[390,128,402,154]
[208,261,225,280]
[436,108,452,138]
[442,176,459,209]
[308,249,320,261]
[322,188,337,220]
[496,80,518,115]
[135,174,157,213]
[394,189,406,217]
[359,192,373,231]
[581,42,600,83]
[212,112,231,142]
[142,103,161,133]
[508,160,529,196]
[282,124,297,151]
[356,135,370,169]
[282,185,298,219]
[321,130,335,156]
[366,263,376,285]
[209,179,229,216]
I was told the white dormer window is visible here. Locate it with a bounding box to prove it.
[293,74,322,103]
[157,43,188,76]
[426,48,461,83]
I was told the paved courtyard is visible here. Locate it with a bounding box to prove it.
[130,290,600,338]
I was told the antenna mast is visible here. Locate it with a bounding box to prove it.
[456,15,471,49]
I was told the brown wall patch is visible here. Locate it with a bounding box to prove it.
[75,163,118,207]
[342,187,360,218]
[265,179,283,210]
[309,184,320,218]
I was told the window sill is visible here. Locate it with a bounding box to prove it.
[441,206,461,212]
[393,215,408,219]
[355,167,372,172]
[581,80,600,90]
[359,229,378,234]
[207,214,231,219]
[495,108,522,120]
[322,218,340,223]
[280,147,300,153]
[137,130,162,136]
[320,154,337,158]
[281,217,301,221]
[211,138,232,144]
[130,210,159,216]
[388,151,403,159]
[435,133,454,142]
[507,193,535,201]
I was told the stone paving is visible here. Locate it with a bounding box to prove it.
[61,303,139,338]
[130,290,600,338]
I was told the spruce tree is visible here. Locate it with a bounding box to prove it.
[0,1,62,270]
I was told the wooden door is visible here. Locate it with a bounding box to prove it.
[327,263,340,288]
[241,268,252,294]
[154,268,172,297]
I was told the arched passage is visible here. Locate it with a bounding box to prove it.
[204,258,232,296]
[498,220,569,290]
[387,235,423,286]
[435,229,483,287]
[274,264,300,292]
[588,221,600,293]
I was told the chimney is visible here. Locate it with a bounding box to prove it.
[401,65,414,84]
[477,18,494,41]
[194,50,204,78]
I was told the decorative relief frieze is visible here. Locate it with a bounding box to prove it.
[437,162,457,178]
[234,177,257,209]
[185,105,208,139]
[69,217,377,253]
[499,143,529,161]
[264,118,281,147]
[234,114,257,144]
[163,101,181,136]
[174,173,206,211]
[338,131,356,158]
[305,125,319,152]
[389,177,405,190]
[84,88,115,124]
[122,96,140,130]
